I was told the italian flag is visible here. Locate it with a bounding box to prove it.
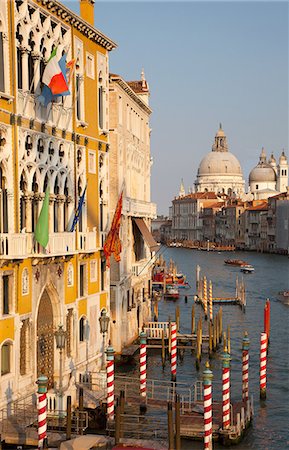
[42,48,69,95]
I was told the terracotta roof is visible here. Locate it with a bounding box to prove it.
[127,80,149,93]
[174,192,218,201]
[268,191,289,200]
[247,203,268,211]
[203,201,224,209]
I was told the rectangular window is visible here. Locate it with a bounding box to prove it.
[76,74,82,121]
[1,343,10,375]
[127,290,130,311]
[3,275,9,315]
[79,264,86,297]
[0,33,5,92]
[98,86,103,129]
[101,259,106,291]
[88,150,96,174]
[86,52,95,79]
[119,96,123,125]
[90,260,97,282]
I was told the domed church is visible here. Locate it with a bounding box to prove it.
[194,125,245,196]
[249,148,288,199]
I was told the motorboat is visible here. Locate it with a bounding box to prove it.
[225,259,248,267]
[278,290,289,297]
[240,265,255,273]
[164,285,179,299]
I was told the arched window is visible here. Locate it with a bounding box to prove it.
[31,173,38,232]
[77,178,84,232]
[20,171,27,231]
[79,317,86,342]
[98,71,104,129]
[64,178,69,231]
[28,31,35,93]
[53,176,60,232]
[0,166,8,233]
[1,341,11,375]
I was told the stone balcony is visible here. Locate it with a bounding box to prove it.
[27,232,76,256]
[123,197,157,219]
[0,233,27,259]
[0,230,99,259]
[78,230,98,252]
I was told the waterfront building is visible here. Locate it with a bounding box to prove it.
[171,192,223,241]
[194,125,245,196]
[200,201,224,242]
[108,72,157,353]
[244,202,268,251]
[249,148,288,200]
[215,202,246,247]
[0,0,116,408]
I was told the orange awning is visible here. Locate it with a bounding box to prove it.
[133,218,160,252]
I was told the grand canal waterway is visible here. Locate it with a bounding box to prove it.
[121,248,289,449]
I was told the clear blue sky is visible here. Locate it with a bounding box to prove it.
[67,1,288,214]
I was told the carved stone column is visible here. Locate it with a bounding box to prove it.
[49,194,55,233]
[21,48,29,92]
[57,195,66,233]
[24,192,34,233]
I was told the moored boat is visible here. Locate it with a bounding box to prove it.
[240,265,255,273]
[224,259,248,267]
[278,290,289,297]
[164,285,179,299]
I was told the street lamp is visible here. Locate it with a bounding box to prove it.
[99,309,110,370]
[54,324,66,414]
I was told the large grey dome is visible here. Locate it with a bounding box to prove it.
[249,162,277,183]
[198,151,243,176]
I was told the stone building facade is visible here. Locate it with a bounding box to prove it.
[0,0,116,408]
[108,73,157,353]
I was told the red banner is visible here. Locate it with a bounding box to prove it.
[103,191,123,268]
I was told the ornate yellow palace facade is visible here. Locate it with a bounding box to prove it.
[0,0,116,407]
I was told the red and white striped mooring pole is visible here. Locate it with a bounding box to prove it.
[260,332,267,399]
[242,332,250,402]
[171,322,177,382]
[222,347,231,430]
[106,344,115,422]
[139,330,147,399]
[203,361,213,450]
[37,375,48,450]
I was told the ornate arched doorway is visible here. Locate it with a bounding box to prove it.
[37,290,54,389]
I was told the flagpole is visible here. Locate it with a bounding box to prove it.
[65,55,88,131]
[56,48,80,128]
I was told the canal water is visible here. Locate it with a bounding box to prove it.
[120,248,289,449]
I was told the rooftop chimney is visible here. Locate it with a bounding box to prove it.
[80,0,95,26]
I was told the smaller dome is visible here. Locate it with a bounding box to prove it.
[249,163,277,183]
[268,153,276,164]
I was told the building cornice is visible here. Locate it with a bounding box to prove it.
[35,0,117,51]
[110,75,152,115]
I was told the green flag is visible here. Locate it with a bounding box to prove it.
[35,187,50,248]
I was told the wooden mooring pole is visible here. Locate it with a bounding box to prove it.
[227,325,231,354]
[191,305,195,335]
[167,402,174,450]
[203,362,213,450]
[260,332,267,400]
[175,305,180,331]
[175,394,181,450]
[161,329,166,369]
[115,399,120,445]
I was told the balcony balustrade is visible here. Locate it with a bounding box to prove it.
[0,233,27,258]
[27,232,76,256]
[78,230,98,252]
